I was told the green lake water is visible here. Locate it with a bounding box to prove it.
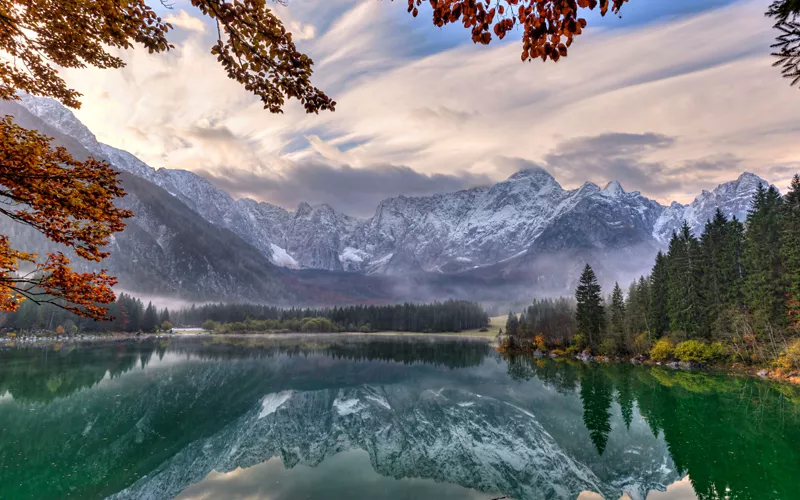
[0,335,798,499]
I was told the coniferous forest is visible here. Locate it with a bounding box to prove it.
[503,175,800,371]
[1,298,489,335]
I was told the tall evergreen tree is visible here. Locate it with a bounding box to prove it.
[505,312,519,338]
[142,302,159,333]
[608,282,626,353]
[649,251,670,338]
[700,209,731,331]
[744,184,786,329]
[666,223,706,339]
[781,175,800,324]
[724,216,747,308]
[575,264,605,350]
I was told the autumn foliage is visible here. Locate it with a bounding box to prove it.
[405,0,628,62]
[0,117,131,318]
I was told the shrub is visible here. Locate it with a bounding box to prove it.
[673,340,730,364]
[479,327,488,332]
[777,339,800,370]
[650,338,674,362]
[599,338,618,356]
[573,333,587,350]
[632,333,652,356]
[673,340,709,363]
[202,320,218,332]
[551,348,566,357]
[565,345,579,356]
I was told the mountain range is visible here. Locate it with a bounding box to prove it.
[1,94,779,305]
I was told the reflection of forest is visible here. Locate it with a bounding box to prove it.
[504,355,800,500]
[0,337,492,402]
[0,340,169,403]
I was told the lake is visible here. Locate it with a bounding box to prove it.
[0,335,798,500]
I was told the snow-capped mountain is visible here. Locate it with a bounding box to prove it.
[12,94,778,296]
[652,172,771,243]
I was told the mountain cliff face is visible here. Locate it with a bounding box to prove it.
[9,94,777,300]
[0,98,396,304]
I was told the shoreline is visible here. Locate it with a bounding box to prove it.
[0,330,497,347]
[501,349,800,386]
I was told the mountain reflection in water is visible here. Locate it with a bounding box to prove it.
[0,335,798,500]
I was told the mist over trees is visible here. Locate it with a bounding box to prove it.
[1,297,489,335]
[503,175,800,367]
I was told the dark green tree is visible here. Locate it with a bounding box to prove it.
[700,209,731,331]
[744,184,786,329]
[782,175,800,321]
[649,251,670,338]
[141,302,158,333]
[575,264,605,350]
[505,312,519,338]
[666,223,706,339]
[608,282,626,354]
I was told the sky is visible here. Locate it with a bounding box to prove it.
[60,0,800,217]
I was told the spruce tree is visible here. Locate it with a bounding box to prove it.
[700,209,730,331]
[575,264,605,350]
[781,175,800,323]
[666,223,706,339]
[744,184,786,329]
[608,282,626,353]
[649,252,670,338]
[505,312,519,338]
[142,302,159,333]
[724,216,746,308]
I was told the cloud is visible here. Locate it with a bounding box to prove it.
[197,161,492,217]
[59,0,800,208]
[164,10,207,33]
[544,132,678,195]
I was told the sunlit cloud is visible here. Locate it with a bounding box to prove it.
[59,0,800,215]
[164,9,207,33]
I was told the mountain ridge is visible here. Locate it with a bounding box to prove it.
[9,94,781,301]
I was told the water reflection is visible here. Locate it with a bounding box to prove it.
[0,337,797,500]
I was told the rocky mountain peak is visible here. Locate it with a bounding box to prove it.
[603,180,625,196]
[505,166,561,190]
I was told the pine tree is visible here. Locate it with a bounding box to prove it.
[781,175,800,324]
[576,264,605,350]
[608,282,626,353]
[505,312,519,338]
[724,216,746,308]
[700,209,730,332]
[142,302,159,333]
[666,223,706,339]
[744,184,786,329]
[518,311,529,338]
[649,252,670,338]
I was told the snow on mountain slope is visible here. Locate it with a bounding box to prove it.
[652,172,771,243]
[110,385,679,500]
[17,95,776,281]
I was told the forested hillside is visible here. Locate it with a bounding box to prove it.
[502,175,800,369]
